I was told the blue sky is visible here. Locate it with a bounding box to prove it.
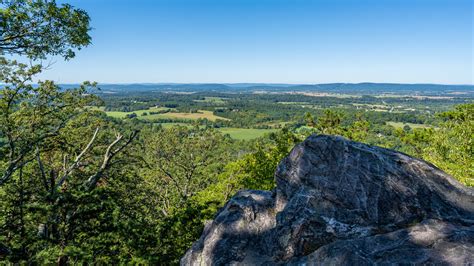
[37,0,473,84]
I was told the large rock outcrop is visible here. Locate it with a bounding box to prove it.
[182,135,474,265]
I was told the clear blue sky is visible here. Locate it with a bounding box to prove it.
[38,0,473,84]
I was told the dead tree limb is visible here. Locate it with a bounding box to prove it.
[55,127,100,190]
[84,130,139,191]
[35,147,49,191]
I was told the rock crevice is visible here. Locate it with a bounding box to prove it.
[182,135,474,265]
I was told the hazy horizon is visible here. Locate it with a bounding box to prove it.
[52,82,474,86]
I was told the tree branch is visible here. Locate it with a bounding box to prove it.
[55,127,99,190]
[84,130,139,191]
[36,147,49,191]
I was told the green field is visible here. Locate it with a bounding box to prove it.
[151,110,229,121]
[218,128,278,140]
[94,106,229,121]
[386,121,431,129]
[87,106,106,111]
[193,97,227,104]
[277,101,311,105]
[102,107,170,118]
[92,106,277,140]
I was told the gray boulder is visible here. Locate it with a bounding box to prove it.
[182,135,474,265]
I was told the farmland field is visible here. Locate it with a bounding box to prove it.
[102,107,171,118]
[193,97,227,104]
[97,107,229,121]
[150,110,229,121]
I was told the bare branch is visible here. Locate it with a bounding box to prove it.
[55,127,100,190]
[36,147,49,191]
[84,130,139,191]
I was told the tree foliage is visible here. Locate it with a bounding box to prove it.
[423,104,473,185]
[0,0,139,263]
[1,0,91,60]
[0,0,472,264]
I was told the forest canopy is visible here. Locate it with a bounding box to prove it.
[0,0,472,264]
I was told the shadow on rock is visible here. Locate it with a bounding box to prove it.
[181,135,474,265]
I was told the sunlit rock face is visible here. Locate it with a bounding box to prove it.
[182,135,474,265]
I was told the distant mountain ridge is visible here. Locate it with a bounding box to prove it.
[57,83,474,96]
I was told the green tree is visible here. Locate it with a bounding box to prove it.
[391,103,473,186]
[1,0,91,60]
[316,109,343,135]
[304,112,315,127]
[1,1,140,263]
[121,126,237,263]
[423,104,473,186]
[1,0,93,185]
[347,113,370,142]
[141,126,231,214]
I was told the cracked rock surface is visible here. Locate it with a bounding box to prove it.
[181,135,474,265]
